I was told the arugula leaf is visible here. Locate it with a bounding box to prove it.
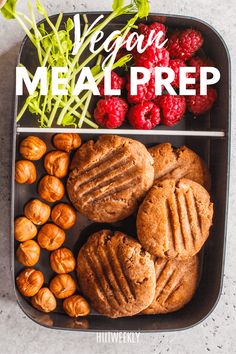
[35,0,46,16]
[1,0,17,19]
[112,0,125,11]
[135,0,150,18]
[65,17,74,32]
[58,30,73,52]
[62,114,77,127]
[38,23,46,35]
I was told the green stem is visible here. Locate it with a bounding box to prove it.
[19,64,34,79]
[58,58,103,125]
[28,0,43,65]
[43,12,71,68]
[55,12,63,29]
[15,14,37,46]
[42,45,52,66]
[47,91,52,112]
[76,100,91,118]
[39,12,67,122]
[40,94,48,127]
[41,13,63,68]
[78,91,92,128]
[48,96,62,127]
[44,7,134,128]
[70,10,119,71]
[13,1,144,129]
[57,95,75,125]
[69,50,130,120]
[28,102,49,124]
[68,15,134,90]
[16,11,33,26]
[16,100,29,122]
[59,101,98,128]
[70,47,103,82]
[83,14,88,24]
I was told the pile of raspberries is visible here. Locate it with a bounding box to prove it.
[94,23,217,129]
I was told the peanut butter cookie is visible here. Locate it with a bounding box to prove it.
[67,135,154,222]
[137,178,213,259]
[77,230,156,318]
[143,256,199,314]
[148,143,211,191]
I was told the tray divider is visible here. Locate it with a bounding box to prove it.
[16,127,225,137]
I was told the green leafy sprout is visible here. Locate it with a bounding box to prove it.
[1,0,150,128]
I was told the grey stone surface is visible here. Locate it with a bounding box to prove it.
[0,1,235,353]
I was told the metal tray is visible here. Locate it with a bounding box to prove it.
[11,12,230,332]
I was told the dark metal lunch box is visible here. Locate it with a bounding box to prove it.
[11,12,230,332]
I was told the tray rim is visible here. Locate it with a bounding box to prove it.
[11,11,231,333]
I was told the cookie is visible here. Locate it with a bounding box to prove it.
[137,178,213,259]
[143,256,199,314]
[77,230,156,318]
[148,143,211,191]
[67,135,154,222]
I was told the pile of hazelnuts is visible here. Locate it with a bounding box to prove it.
[14,133,90,318]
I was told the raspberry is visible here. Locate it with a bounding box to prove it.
[167,59,187,88]
[188,56,214,82]
[167,29,203,61]
[94,97,128,128]
[126,74,156,104]
[134,45,169,70]
[98,71,126,97]
[186,84,217,115]
[128,101,161,130]
[138,22,166,43]
[129,23,166,58]
[154,94,186,126]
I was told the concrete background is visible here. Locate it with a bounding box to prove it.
[0,0,235,353]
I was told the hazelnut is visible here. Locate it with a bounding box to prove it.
[44,151,70,178]
[49,274,76,299]
[16,240,40,266]
[14,217,37,242]
[37,223,65,251]
[53,133,81,152]
[38,175,65,203]
[20,136,47,161]
[15,160,37,184]
[16,268,44,297]
[50,248,76,274]
[51,203,76,230]
[24,199,51,225]
[31,288,57,313]
[63,295,90,317]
